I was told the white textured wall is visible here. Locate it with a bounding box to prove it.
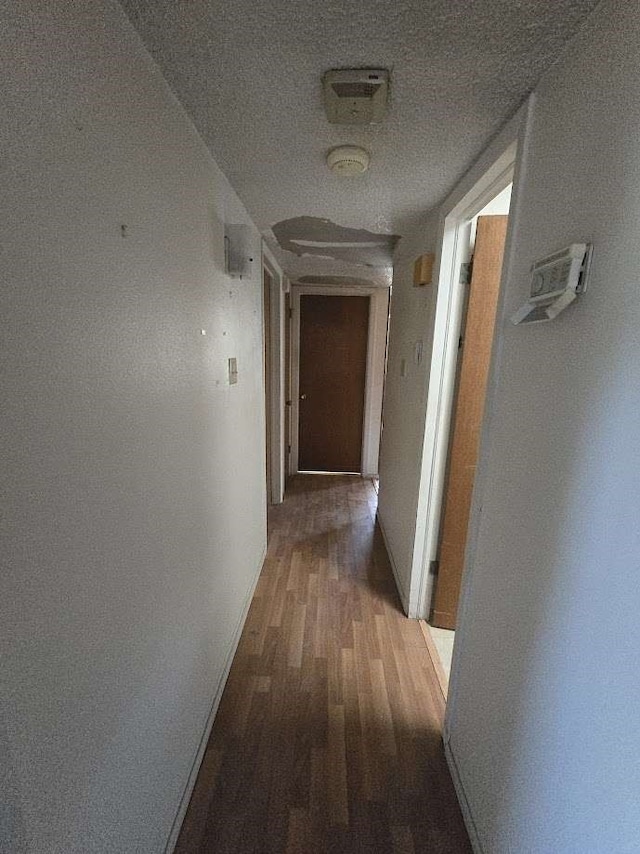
[377,216,438,609]
[448,1,640,851]
[0,3,266,852]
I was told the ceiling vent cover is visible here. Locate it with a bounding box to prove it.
[326,145,370,176]
[322,69,389,125]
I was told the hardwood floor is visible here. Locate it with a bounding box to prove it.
[175,475,472,854]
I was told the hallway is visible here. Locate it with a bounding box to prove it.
[176,476,471,853]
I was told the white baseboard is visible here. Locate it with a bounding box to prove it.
[164,543,267,854]
[444,739,485,854]
[376,511,409,615]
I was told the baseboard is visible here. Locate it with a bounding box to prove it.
[376,511,409,615]
[418,620,448,701]
[444,739,485,854]
[164,543,268,854]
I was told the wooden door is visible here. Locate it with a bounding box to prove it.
[298,294,369,473]
[431,215,508,629]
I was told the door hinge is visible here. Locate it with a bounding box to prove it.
[287,444,292,454]
[460,262,473,285]
[288,307,293,319]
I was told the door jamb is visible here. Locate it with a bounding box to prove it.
[262,244,286,504]
[290,284,389,477]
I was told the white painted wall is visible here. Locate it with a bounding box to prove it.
[446,1,640,851]
[377,216,439,610]
[0,3,266,852]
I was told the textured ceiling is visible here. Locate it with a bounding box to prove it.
[119,0,600,284]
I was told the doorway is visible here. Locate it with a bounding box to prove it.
[289,285,389,478]
[424,184,512,686]
[298,294,369,473]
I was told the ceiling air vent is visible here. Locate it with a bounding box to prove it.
[322,69,389,125]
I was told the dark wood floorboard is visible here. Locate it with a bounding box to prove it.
[175,475,472,854]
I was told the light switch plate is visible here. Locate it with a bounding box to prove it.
[228,357,238,385]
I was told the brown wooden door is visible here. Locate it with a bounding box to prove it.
[431,215,508,629]
[298,294,369,472]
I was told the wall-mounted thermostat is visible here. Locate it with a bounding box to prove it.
[512,243,593,325]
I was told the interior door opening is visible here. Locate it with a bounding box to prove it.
[289,285,390,482]
[297,294,370,474]
[425,182,512,693]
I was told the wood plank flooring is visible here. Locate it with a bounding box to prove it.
[175,475,472,854]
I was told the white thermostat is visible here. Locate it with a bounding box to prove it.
[511,243,593,325]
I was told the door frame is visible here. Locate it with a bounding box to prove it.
[262,243,286,504]
[430,213,510,630]
[290,284,389,477]
[262,263,273,503]
[408,115,528,621]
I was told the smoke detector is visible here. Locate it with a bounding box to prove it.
[322,69,389,125]
[326,145,370,176]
